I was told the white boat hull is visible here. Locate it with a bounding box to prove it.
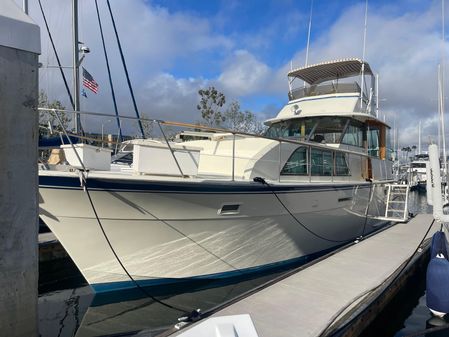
[39,174,387,292]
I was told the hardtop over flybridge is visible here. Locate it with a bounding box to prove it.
[38,58,409,292]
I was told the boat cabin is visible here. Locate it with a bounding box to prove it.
[264,59,390,162]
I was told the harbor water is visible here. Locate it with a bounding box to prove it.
[39,190,443,337]
[360,191,449,337]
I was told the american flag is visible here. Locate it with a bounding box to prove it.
[82,67,99,94]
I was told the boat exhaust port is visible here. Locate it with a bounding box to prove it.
[219,204,241,215]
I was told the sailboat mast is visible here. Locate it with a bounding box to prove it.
[418,120,421,154]
[72,0,80,133]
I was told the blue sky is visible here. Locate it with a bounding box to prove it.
[20,0,449,145]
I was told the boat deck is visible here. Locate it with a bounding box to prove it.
[172,213,436,337]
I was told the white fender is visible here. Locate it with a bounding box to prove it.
[428,144,449,222]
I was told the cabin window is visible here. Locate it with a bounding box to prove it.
[266,117,352,143]
[281,147,350,177]
[265,119,315,140]
[311,148,333,176]
[367,126,380,157]
[335,152,350,175]
[386,128,394,160]
[281,147,308,175]
[311,117,347,144]
[340,120,365,147]
[266,117,368,149]
[112,152,133,165]
[265,121,289,138]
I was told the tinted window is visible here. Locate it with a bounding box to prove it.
[335,152,350,175]
[341,121,364,147]
[311,149,332,176]
[281,147,308,175]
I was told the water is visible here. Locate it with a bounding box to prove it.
[360,191,449,337]
[39,191,445,337]
[38,256,295,336]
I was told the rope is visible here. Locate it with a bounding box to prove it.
[105,0,145,138]
[253,177,351,243]
[94,0,123,142]
[51,109,201,320]
[83,184,190,314]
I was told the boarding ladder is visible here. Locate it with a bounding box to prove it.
[383,184,410,222]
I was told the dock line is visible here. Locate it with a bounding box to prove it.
[84,182,211,323]
[253,176,364,243]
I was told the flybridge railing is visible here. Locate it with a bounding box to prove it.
[288,82,361,101]
[39,108,373,182]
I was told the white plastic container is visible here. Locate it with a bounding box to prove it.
[61,144,112,171]
[132,140,201,176]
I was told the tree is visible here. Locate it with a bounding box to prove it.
[224,100,266,135]
[38,90,71,135]
[196,86,226,127]
[401,146,412,161]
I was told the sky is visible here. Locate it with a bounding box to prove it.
[16,0,449,149]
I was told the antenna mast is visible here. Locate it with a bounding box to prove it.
[441,0,447,180]
[302,0,314,90]
[304,0,313,67]
[360,0,368,110]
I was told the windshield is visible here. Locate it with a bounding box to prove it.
[265,117,365,147]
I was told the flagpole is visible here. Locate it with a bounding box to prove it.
[73,0,81,134]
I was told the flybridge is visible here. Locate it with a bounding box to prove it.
[286,58,378,118]
[288,58,373,85]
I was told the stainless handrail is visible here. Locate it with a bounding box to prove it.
[40,108,377,181]
[38,108,371,158]
[156,121,184,177]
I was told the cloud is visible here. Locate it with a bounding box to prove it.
[282,1,444,147]
[138,72,207,122]
[218,50,272,96]
[22,0,449,148]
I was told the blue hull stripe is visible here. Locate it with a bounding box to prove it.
[91,245,345,294]
[39,175,371,194]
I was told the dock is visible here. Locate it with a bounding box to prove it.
[170,214,437,337]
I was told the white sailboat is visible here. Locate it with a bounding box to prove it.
[409,122,429,191]
[39,58,407,292]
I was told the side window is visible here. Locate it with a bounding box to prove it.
[311,149,332,176]
[335,152,350,175]
[281,147,308,175]
[341,122,364,147]
[367,126,380,157]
